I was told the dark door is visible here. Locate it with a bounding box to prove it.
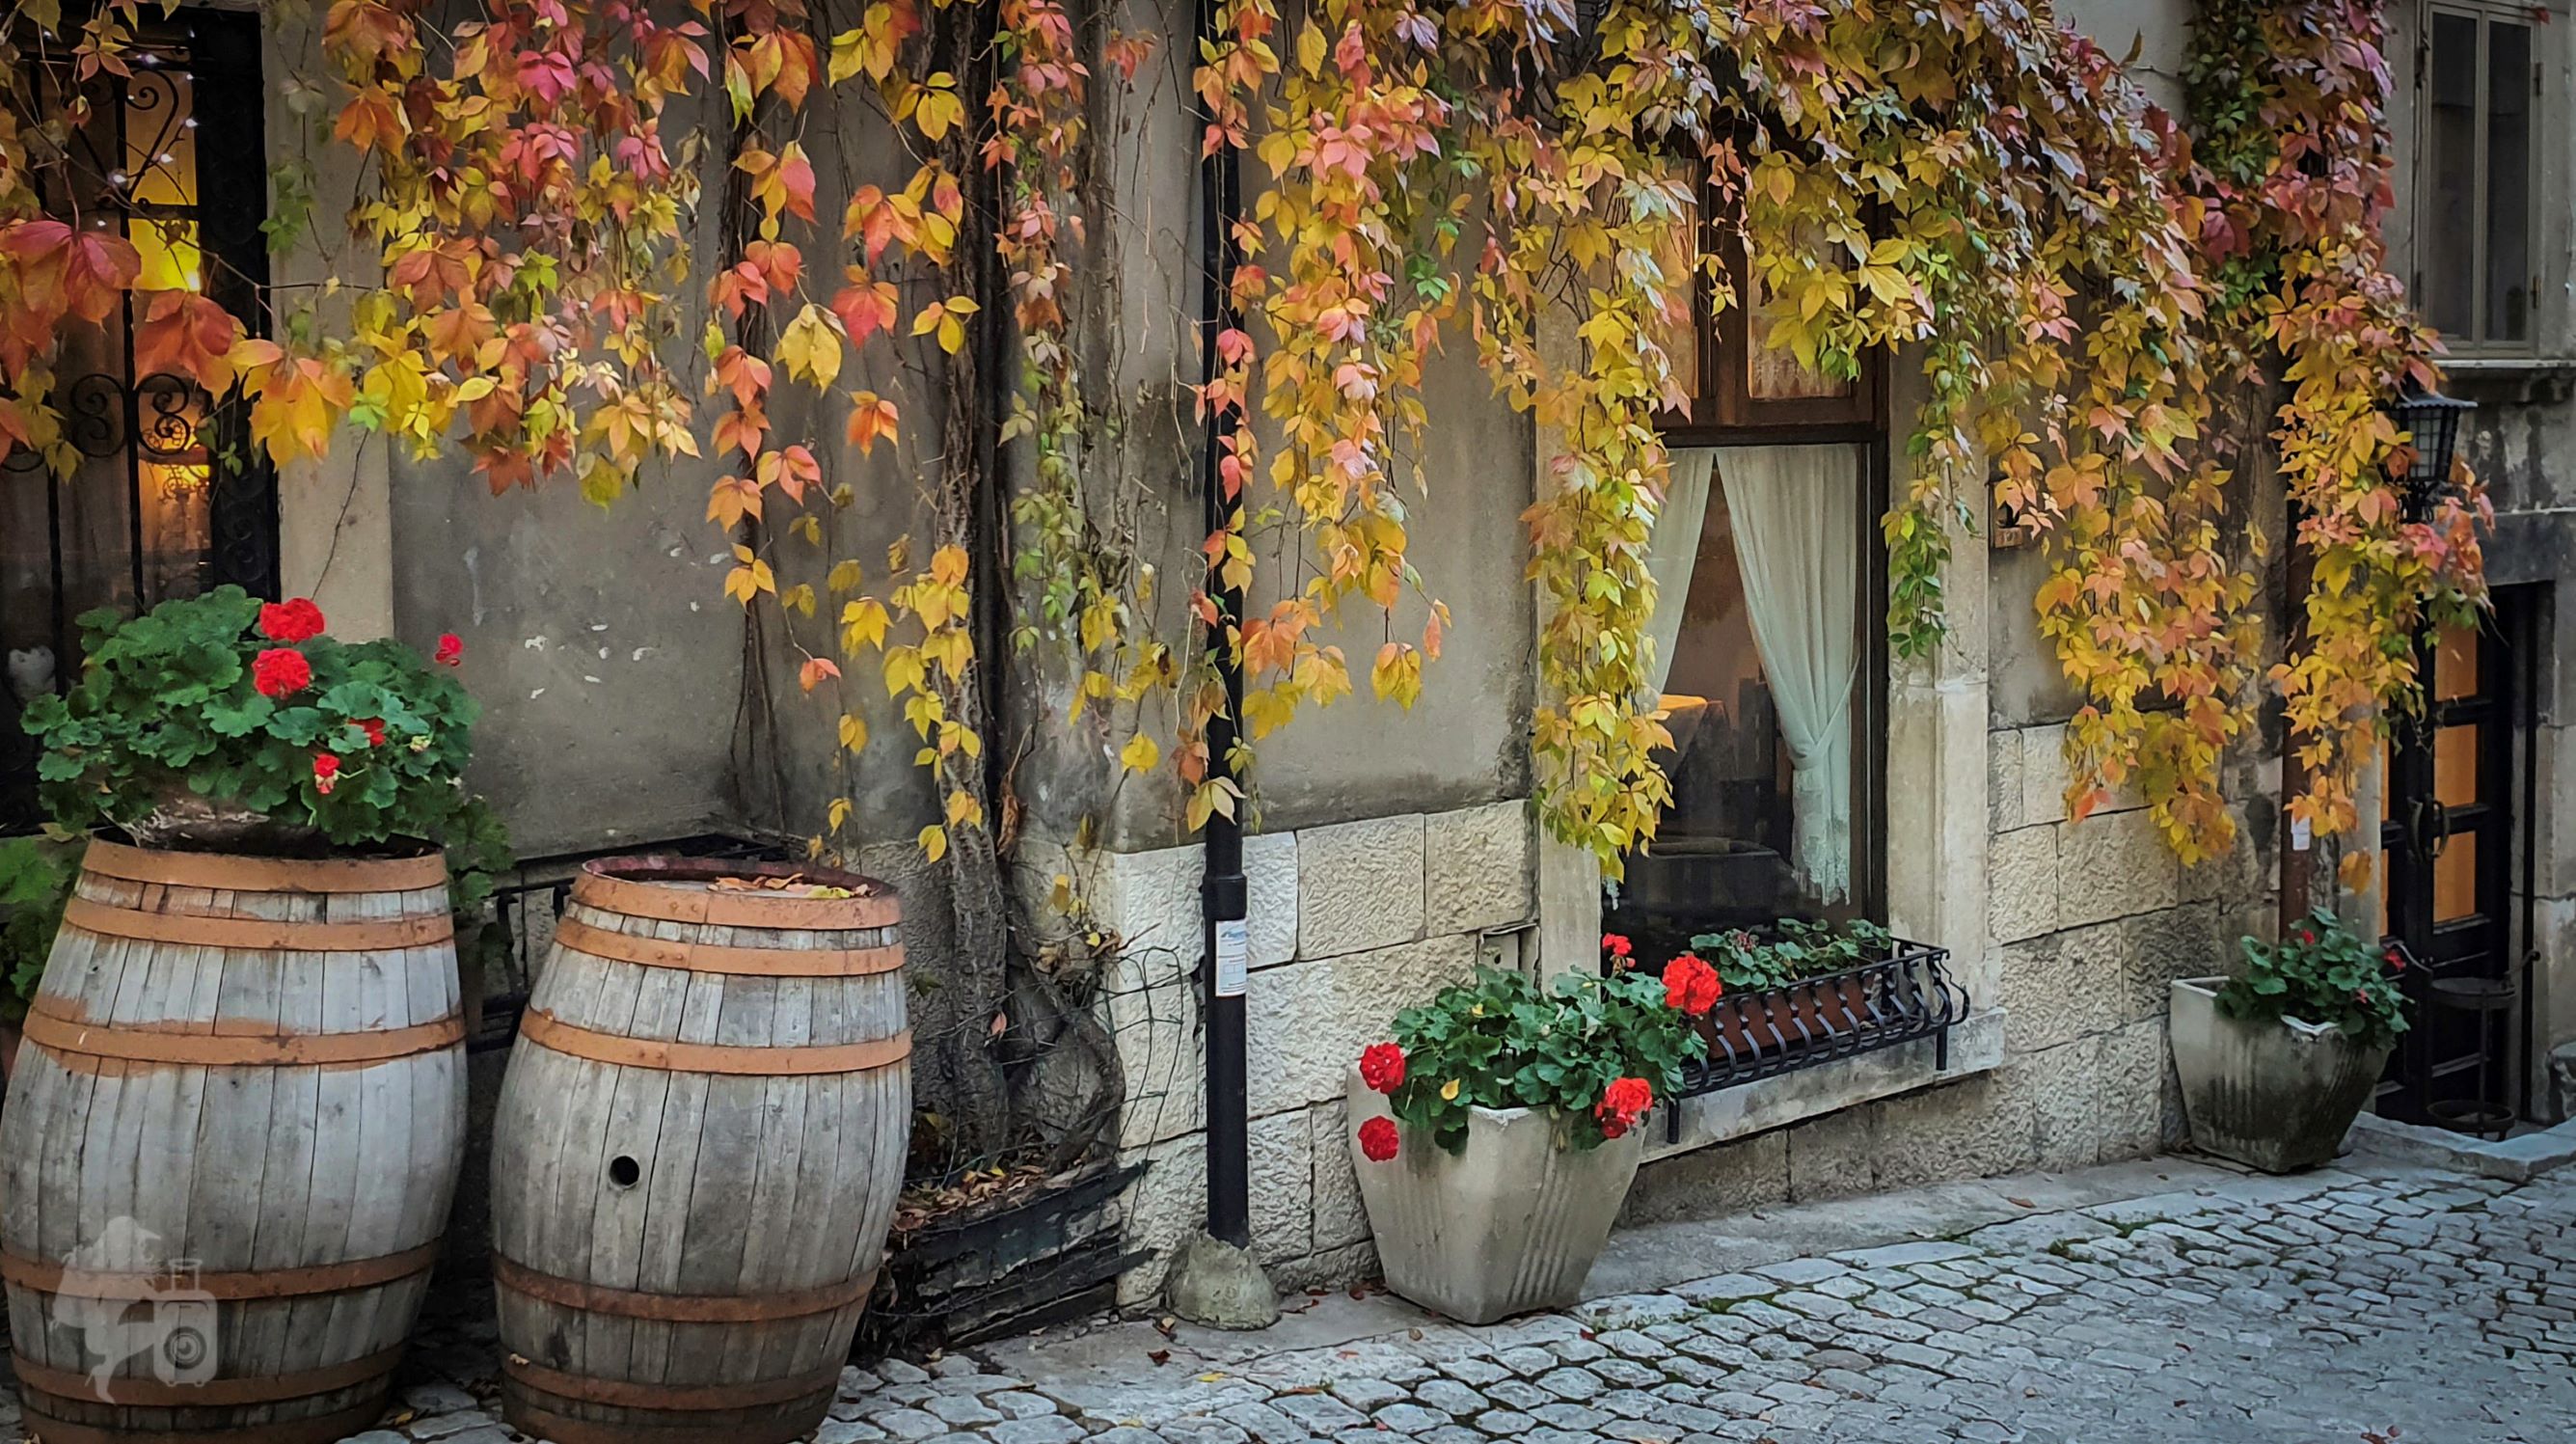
[2376,613,2515,1126]
[0,11,275,832]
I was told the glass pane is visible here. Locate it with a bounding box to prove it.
[1746,221,1857,402]
[1619,446,1863,947]
[2424,12,2479,338]
[2434,620,2480,700]
[2434,831,2481,922]
[2484,20,2532,342]
[2434,723,2480,809]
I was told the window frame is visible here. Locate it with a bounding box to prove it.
[1654,168,1887,448]
[2414,0,2548,355]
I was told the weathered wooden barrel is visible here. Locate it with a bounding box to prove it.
[0,839,468,1444]
[490,857,909,1444]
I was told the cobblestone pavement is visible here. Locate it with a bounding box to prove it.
[3,1159,2572,1443]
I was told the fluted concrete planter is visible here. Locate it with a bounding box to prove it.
[1347,1070,1642,1323]
[2171,977,2391,1174]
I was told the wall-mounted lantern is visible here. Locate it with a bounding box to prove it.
[2389,386,2476,518]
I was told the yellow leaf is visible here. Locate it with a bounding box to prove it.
[1440,1078,1461,1101]
[917,824,948,863]
[777,304,844,389]
[1118,731,1161,775]
[827,798,853,831]
[838,713,869,753]
[946,789,984,827]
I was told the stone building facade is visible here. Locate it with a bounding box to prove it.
[23,0,2557,1315]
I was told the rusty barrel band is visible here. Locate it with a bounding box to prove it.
[21,1001,465,1069]
[79,839,450,894]
[61,896,454,952]
[517,1009,910,1076]
[494,1254,878,1323]
[504,1353,846,1412]
[0,1240,438,1302]
[554,916,904,979]
[10,1342,406,1409]
[573,867,900,931]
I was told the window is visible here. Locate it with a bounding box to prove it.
[1610,154,1886,954]
[1617,444,1877,940]
[0,12,274,832]
[2419,3,2540,349]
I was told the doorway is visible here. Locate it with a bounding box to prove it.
[2375,595,2529,1128]
[0,10,276,832]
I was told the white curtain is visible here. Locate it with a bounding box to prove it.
[1641,449,1715,697]
[1714,444,1861,903]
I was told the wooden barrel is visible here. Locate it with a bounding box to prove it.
[0,839,468,1444]
[490,857,909,1444]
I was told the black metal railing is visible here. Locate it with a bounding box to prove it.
[1669,938,1968,1137]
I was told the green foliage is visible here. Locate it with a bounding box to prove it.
[2217,907,2411,1050]
[0,831,83,1021]
[21,586,491,861]
[1381,967,1704,1156]
[1690,918,1898,994]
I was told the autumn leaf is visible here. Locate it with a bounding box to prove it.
[1118,731,1160,774]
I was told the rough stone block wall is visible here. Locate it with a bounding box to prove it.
[1623,719,2277,1225]
[1093,801,1534,1304]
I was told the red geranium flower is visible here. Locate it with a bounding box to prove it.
[1359,1042,1406,1094]
[1594,1076,1653,1139]
[2384,948,2406,972]
[355,718,387,748]
[1357,1115,1400,1163]
[258,597,326,642]
[253,647,312,697]
[434,633,464,667]
[2297,928,2316,945]
[1662,955,1722,1016]
[312,751,341,796]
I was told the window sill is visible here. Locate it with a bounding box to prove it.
[1641,1007,2006,1162]
[2438,357,2576,407]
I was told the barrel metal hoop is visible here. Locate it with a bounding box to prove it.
[494,1254,877,1322]
[1,1240,439,1301]
[21,1002,465,1069]
[517,1010,909,1076]
[79,839,450,894]
[61,896,454,952]
[503,1354,847,1411]
[573,867,900,931]
[554,917,904,979]
[10,1342,406,1409]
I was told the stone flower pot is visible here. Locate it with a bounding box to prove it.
[2170,977,2391,1174]
[1347,1069,1643,1324]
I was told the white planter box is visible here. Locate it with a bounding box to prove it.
[1347,1070,1642,1323]
[2170,977,2392,1174]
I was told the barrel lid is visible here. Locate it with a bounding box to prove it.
[575,856,900,930]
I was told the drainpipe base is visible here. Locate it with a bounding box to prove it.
[1163,1231,1281,1330]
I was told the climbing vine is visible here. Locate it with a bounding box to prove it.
[0,0,2480,890]
[2184,0,2488,860]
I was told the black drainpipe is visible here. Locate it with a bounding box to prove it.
[1194,0,1252,1251]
